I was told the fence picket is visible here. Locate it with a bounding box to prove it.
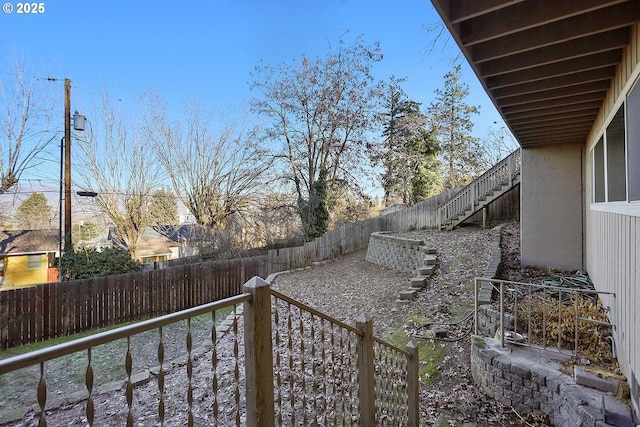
[0,256,269,349]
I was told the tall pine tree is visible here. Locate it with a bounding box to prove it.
[374,79,440,205]
[15,193,52,229]
[429,65,482,190]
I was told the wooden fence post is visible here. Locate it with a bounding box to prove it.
[405,341,420,427]
[243,276,275,427]
[356,314,376,426]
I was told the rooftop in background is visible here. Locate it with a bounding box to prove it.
[0,229,59,254]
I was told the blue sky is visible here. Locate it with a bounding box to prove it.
[1,0,508,196]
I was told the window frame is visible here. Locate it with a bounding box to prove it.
[589,75,640,216]
[26,254,43,270]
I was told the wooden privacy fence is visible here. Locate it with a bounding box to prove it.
[0,256,269,349]
[268,189,459,272]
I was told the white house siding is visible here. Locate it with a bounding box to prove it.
[586,212,639,388]
[584,23,640,416]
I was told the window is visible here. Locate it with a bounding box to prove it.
[606,107,626,202]
[591,104,627,203]
[593,137,605,203]
[628,78,640,201]
[27,254,43,270]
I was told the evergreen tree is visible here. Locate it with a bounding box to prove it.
[408,129,442,203]
[148,188,179,225]
[374,79,441,205]
[297,168,329,241]
[15,192,52,229]
[72,221,101,248]
[429,65,482,189]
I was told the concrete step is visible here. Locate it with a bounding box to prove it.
[419,247,436,254]
[395,299,411,308]
[409,276,427,288]
[399,289,418,300]
[477,282,493,304]
[423,254,437,266]
[574,366,621,394]
[419,265,435,276]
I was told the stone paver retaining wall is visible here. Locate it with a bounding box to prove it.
[476,305,514,338]
[471,336,630,427]
[365,231,427,274]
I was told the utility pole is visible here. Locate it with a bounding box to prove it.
[64,78,72,243]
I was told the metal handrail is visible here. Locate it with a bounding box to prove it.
[474,277,615,357]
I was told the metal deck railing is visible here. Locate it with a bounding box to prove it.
[474,277,616,359]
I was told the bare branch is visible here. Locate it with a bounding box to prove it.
[75,91,162,259]
[0,58,56,193]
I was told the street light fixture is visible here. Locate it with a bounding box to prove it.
[77,191,97,197]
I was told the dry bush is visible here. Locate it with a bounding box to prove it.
[514,294,616,364]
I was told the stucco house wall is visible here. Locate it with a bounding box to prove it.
[520,143,584,270]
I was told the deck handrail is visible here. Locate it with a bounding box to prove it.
[437,149,521,227]
[0,277,419,426]
[0,294,251,374]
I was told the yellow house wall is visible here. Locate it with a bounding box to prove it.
[3,254,48,287]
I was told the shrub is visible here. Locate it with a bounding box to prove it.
[62,247,143,279]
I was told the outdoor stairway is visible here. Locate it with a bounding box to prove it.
[437,149,521,231]
[398,248,437,302]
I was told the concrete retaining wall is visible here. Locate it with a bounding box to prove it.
[365,232,427,274]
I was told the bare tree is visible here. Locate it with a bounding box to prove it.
[0,59,56,193]
[146,98,270,239]
[478,124,519,168]
[75,92,162,259]
[251,32,384,240]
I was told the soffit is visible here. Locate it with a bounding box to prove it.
[430,0,640,147]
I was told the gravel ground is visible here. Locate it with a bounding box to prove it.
[1,223,551,426]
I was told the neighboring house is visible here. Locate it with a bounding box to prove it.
[0,229,59,288]
[109,227,180,265]
[154,224,204,259]
[431,0,640,417]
